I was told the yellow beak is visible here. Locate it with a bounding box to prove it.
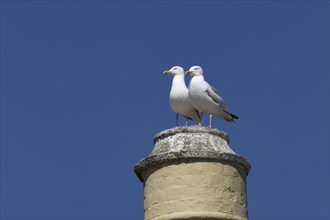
[185,70,193,75]
[163,70,172,74]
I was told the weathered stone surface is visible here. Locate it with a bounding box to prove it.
[152,126,232,155]
[143,162,248,220]
[134,126,251,220]
[134,126,251,182]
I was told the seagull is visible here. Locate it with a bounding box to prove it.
[186,66,238,127]
[163,66,201,126]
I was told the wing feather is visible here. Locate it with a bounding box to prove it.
[205,85,226,109]
[205,85,239,122]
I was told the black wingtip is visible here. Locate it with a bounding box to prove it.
[230,113,239,120]
[224,110,239,120]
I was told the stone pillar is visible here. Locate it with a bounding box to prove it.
[134,126,251,220]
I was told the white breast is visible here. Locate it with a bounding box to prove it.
[170,75,191,114]
[188,76,213,114]
[169,75,199,121]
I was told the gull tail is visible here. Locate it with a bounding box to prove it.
[229,113,239,120]
[224,111,239,122]
[186,109,202,123]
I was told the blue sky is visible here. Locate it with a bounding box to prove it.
[1,1,329,219]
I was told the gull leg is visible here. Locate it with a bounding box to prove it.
[185,117,188,126]
[209,114,213,128]
[176,113,179,127]
[198,113,203,126]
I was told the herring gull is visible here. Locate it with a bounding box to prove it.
[163,66,201,126]
[186,65,238,127]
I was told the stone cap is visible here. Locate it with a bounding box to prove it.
[153,126,230,144]
[134,126,251,182]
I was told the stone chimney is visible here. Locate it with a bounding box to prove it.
[134,126,251,220]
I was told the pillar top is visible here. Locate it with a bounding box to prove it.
[134,126,251,182]
[153,126,230,144]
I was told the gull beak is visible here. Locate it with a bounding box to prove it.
[185,70,193,75]
[163,70,172,74]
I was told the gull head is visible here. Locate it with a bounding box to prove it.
[163,66,184,76]
[185,66,204,76]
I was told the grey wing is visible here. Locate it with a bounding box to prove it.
[205,85,227,109]
[210,85,220,96]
